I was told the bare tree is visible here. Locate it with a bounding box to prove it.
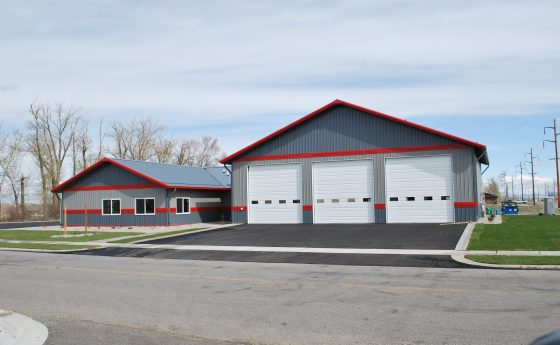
[154,137,176,164]
[0,136,24,219]
[175,139,199,166]
[485,178,501,197]
[110,118,163,161]
[196,136,221,167]
[23,102,80,218]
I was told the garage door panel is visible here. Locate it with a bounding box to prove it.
[386,156,454,223]
[248,164,302,224]
[313,160,374,223]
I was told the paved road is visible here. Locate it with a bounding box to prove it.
[0,251,559,345]
[77,247,471,268]
[0,220,58,229]
[144,223,466,249]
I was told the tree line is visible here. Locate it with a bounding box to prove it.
[0,102,225,221]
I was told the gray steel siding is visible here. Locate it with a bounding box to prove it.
[62,188,167,226]
[168,190,230,225]
[67,163,151,188]
[236,105,456,159]
[231,148,479,223]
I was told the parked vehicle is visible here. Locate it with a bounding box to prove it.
[514,199,529,204]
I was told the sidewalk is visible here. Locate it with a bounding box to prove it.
[0,310,48,345]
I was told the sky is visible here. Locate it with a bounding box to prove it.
[1,0,560,198]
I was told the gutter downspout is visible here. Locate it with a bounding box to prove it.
[167,188,177,226]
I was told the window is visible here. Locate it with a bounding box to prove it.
[265,200,272,204]
[135,198,155,215]
[102,199,121,215]
[441,196,450,200]
[176,197,190,214]
[424,196,433,201]
[251,200,258,204]
[363,198,371,202]
[348,198,355,202]
[316,199,324,203]
[293,199,301,204]
[406,197,415,201]
[389,197,398,202]
[279,200,287,204]
[332,198,340,203]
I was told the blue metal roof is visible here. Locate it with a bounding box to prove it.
[112,159,230,188]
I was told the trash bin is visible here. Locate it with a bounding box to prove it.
[486,207,493,216]
[544,197,554,215]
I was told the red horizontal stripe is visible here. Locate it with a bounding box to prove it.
[232,206,246,211]
[64,184,160,192]
[303,205,313,211]
[374,203,386,209]
[454,202,478,208]
[234,144,466,162]
[65,209,102,215]
[191,206,228,212]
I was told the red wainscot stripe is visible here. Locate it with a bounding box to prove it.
[374,204,386,209]
[232,206,246,212]
[64,184,160,192]
[191,206,226,212]
[65,209,102,215]
[303,205,313,211]
[454,202,478,208]
[234,144,467,162]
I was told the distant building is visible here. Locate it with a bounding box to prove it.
[484,193,499,205]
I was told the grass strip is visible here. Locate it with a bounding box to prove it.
[108,228,206,244]
[468,216,560,251]
[466,255,560,265]
[0,242,99,251]
[0,230,142,242]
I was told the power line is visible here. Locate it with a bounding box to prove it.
[525,148,539,205]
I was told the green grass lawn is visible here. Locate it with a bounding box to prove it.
[468,215,560,251]
[0,230,142,242]
[0,242,99,251]
[466,255,560,265]
[109,228,205,244]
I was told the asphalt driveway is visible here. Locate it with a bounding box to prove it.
[143,223,466,250]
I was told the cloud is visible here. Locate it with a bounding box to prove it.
[0,84,17,92]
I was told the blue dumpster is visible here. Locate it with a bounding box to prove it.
[501,200,518,215]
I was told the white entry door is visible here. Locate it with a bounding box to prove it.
[385,156,454,223]
[312,160,374,223]
[247,164,302,224]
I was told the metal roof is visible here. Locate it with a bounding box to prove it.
[112,159,230,188]
[52,158,230,192]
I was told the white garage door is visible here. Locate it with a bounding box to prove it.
[312,160,374,223]
[248,164,302,224]
[386,156,454,223]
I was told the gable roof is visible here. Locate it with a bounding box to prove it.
[220,99,488,164]
[51,158,231,193]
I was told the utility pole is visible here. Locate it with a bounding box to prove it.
[511,174,515,200]
[516,162,524,200]
[526,148,538,205]
[544,118,560,208]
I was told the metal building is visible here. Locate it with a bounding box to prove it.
[220,99,488,224]
[51,158,231,226]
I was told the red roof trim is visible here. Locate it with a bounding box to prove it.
[235,144,467,162]
[220,99,486,164]
[51,158,231,193]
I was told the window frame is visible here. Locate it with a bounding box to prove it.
[101,198,121,216]
[134,197,156,216]
[176,197,191,215]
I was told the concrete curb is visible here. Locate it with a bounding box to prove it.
[454,222,475,251]
[0,310,48,345]
[127,223,239,244]
[451,252,560,270]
